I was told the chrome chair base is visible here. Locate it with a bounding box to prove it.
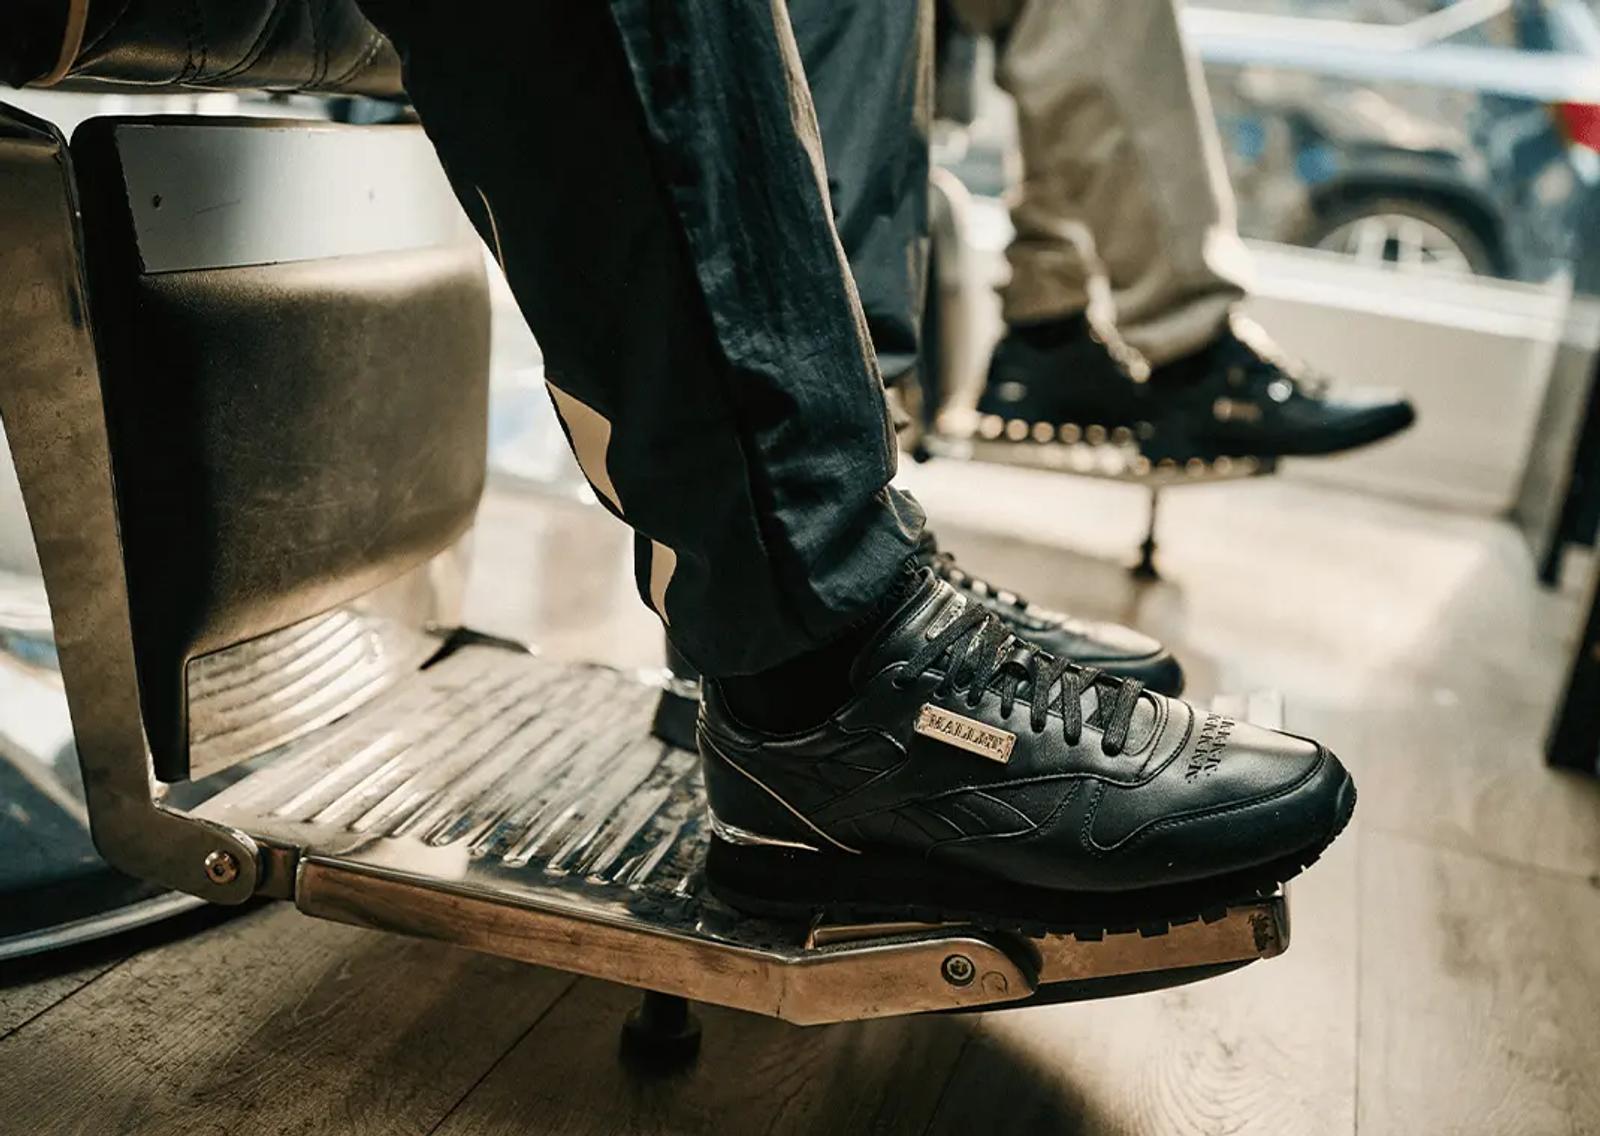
[0,610,234,962]
[0,739,196,961]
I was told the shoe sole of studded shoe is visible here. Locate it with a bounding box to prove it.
[968,400,1414,469]
[1140,401,1418,463]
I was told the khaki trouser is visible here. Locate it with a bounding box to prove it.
[950,0,1255,364]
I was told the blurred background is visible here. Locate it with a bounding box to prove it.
[6,3,1600,1130]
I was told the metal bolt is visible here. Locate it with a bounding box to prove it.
[203,850,239,885]
[942,954,975,987]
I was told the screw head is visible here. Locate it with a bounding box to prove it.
[203,850,239,885]
[942,954,975,987]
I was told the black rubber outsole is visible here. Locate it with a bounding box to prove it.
[1141,405,1416,464]
[707,779,1356,940]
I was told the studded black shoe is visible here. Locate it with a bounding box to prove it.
[916,530,1183,695]
[974,314,1414,465]
[699,572,1355,934]
[1144,317,1416,460]
[975,311,1150,447]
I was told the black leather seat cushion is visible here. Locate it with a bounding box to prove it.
[4,0,401,96]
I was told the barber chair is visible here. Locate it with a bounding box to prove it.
[1,2,1290,1061]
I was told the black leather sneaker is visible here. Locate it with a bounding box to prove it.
[916,530,1183,695]
[1145,317,1415,460]
[654,534,1186,749]
[699,572,1355,933]
[975,311,1149,439]
[974,314,1414,463]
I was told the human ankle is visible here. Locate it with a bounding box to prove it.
[1009,310,1090,351]
[716,560,922,733]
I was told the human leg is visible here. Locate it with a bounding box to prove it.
[356,0,925,678]
[959,0,1413,459]
[952,0,1248,363]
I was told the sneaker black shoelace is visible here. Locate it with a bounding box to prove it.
[893,599,1144,756]
[1225,317,1329,401]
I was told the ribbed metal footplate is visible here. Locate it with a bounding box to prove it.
[200,648,699,880]
[194,646,1289,1024]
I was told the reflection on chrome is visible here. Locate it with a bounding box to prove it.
[185,542,468,781]
[187,608,432,782]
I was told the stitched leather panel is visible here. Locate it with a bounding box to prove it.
[7,0,402,96]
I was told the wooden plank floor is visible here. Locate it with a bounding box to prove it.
[5,468,1599,1135]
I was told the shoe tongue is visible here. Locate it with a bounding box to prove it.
[849,571,963,687]
[852,571,1160,751]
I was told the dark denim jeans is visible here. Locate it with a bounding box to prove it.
[356,0,927,676]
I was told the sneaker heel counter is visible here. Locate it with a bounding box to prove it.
[697,731,825,852]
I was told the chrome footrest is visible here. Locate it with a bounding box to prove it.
[193,649,1288,1024]
[924,431,1278,485]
